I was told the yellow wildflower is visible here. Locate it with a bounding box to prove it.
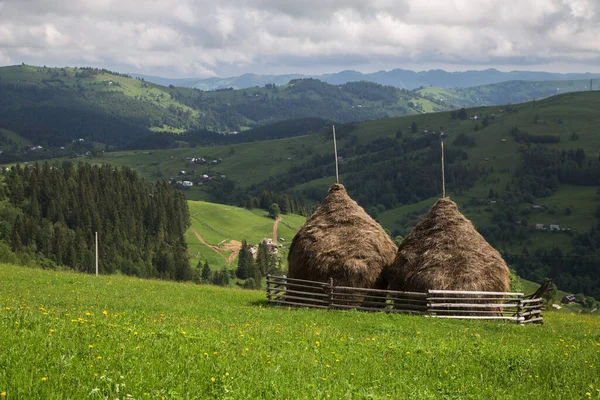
[1,392,6,397]
[42,377,47,382]
[210,377,215,382]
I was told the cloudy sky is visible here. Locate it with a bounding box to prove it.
[0,0,599,78]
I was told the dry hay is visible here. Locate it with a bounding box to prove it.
[288,184,397,305]
[384,197,510,309]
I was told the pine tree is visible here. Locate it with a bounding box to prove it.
[236,240,251,279]
[201,261,211,282]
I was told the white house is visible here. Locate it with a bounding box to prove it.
[550,224,560,231]
[182,181,193,187]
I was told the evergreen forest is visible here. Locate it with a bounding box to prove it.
[0,162,191,280]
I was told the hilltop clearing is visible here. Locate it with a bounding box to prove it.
[185,200,305,272]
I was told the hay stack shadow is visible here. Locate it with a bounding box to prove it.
[288,184,397,306]
[382,197,510,313]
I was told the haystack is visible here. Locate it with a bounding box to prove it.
[288,184,397,292]
[384,197,510,293]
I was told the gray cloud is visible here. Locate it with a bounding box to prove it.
[0,0,598,77]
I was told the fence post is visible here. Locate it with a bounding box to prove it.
[427,289,433,316]
[266,274,271,303]
[516,298,523,325]
[282,275,287,303]
[328,278,334,309]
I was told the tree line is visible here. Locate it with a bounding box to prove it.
[0,162,192,280]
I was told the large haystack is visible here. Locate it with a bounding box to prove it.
[288,184,397,290]
[385,197,510,293]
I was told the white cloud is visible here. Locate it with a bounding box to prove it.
[0,0,599,77]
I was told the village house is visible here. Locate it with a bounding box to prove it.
[535,224,545,230]
[261,238,278,254]
[550,224,560,231]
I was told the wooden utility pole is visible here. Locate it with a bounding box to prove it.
[95,231,98,276]
[332,125,339,184]
[441,141,446,198]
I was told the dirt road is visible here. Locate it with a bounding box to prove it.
[271,217,282,244]
[192,228,242,267]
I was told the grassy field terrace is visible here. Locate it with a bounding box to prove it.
[1,264,599,399]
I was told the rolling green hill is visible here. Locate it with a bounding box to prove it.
[417,79,596,109]
[0,65,447,152]
[1,65,597,159]
[75,91,600,300]
[186,200,305,271]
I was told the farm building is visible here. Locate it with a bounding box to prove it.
[383,197,510,294]
[287,183,397,289]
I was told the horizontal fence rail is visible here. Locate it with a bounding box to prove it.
[266,275,544,324]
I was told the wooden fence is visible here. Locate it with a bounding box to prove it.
[266,275,543,324]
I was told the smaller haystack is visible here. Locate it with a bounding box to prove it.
[385,197,510,294]
[288,184,397,291]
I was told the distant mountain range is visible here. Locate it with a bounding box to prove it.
[1,64,598,160]
[132,68,600,91]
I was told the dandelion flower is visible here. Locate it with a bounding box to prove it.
[102,310,108,316]
[1,392,6,397]
[89,345,94,349]
[42,377,47,382]
[210,377,215,382]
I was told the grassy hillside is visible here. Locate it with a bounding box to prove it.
[186,200,305,270]
[86,91,600,203]
[417,79,596,109]
[0,65,448,151]
[1,264,599,399]
[1,65,597,156]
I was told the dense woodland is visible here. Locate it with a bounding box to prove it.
[0,162,192,280]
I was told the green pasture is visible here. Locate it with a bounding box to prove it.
[1,264,599,399]
[186,200,306,270]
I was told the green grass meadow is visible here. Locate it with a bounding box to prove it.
[186,201,306,270]
[1,264,599,399]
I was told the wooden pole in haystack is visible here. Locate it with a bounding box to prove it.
[332,125,339,184]
[441,141,446,198]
